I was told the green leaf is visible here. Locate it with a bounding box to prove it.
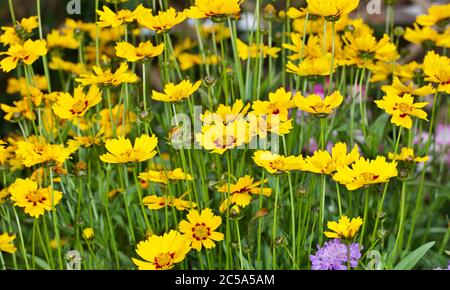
[394,241,435,270]
[27,254,51,270]
[365,114,389,154]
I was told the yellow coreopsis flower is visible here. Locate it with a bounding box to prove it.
[253,150,305,174]
[115,41,164,62]
[76,62,138,87]
[52,86,102,120]
[138,8,187,34]
[16,138,72,167]
[388,147,428,163]
[187,0,242,19]
[132,230,190,270]
[9,178,63,218]
[217,175,272,211]
[7,75,48,96]
[306,0,359,21]
[142,193,197,211]
[0,16,39,46]
[0,39,47,72]
[49,56,86,75]
[1,98,35,121]
[201,99,250,126]
[374,93,428,129]
[404,23,444,48]
[46,29,79,50]
[0,233,16,254]
[294,91,343,116]
[286,54,334,77]
[179,208,224,251]
[382,77,435,98]
[416,3,450,27]
[97,4,150,27]
[100,134,158,164]
[139,168,193,184]
[247,113,293,138]
[0,189,11,204]
[251,88,296,122]
[342,33,398,69]
[0,27,20,46]
[423,51,450,94]
[99,104,136,138]
[333,156,398,190]
[324,216,363,240]
[236,39,281,60]
[152,80,202,103]
[305,143,359,175]
[82,228,94,240]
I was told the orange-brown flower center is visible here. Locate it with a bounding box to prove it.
[359,172,379,182]
[154,252,175,269]
[26,189,46,205]
[71,100,88,115]
[394,102,413,117]
[193,223,211,240]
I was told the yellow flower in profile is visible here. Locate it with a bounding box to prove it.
[286,54,334,77]
[187,0,242,19]
[236,39,281,60]
[294,91,343,116]
[217,175,272,211]
[16,138,72,167]
[152,80,202,103]
[388,147,428,163]
[97,5,150,27]
[52,86,102,120]
[333,156,398,190]
[247,113,293,138]
[179,208,224,251]
[307,0,359,21]
[49,56,86,75]
[82,228,94,240]
[46,29,79,50]
[253,150,305,174]
[9,178,63,218]
[142,193,197,211]
[138,8,187,34]
[404,23,442,47]
[381,77,435,98]
[305,143,359,175]
[115,41,164,62]
[0,27,20,46]
[7,75,48,96]
[374,93,428,129]
[76,62,138,87]
[0,39,47,72]
[423,51,450,94]
[139,168,193,184]
[132,230,190,270]
[252,88,296,122]
[0,233,16,254]
[100,134,158,164]
[324,216,363,240]
[201,99,250,126]
[416,3,450,27]
[0,16,38,45]
[342,32,398,69]
[1,98,35,121]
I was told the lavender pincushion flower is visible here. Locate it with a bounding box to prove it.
[310,239,362,270]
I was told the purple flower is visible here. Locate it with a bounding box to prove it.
[310,239,362,270]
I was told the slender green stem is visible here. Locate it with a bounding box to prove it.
[272,176,280,269]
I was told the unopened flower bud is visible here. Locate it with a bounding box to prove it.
[393,26,404,37]
[74,161,87,177]
[204,75,216,87]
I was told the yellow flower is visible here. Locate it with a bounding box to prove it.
[115,41,164,62]
[416,3,450,27]
[9,178,63,218]
[142,193,197,211]
[152,80,202,103]
[381,77,434,98]
[139,168,193,184]
[0,233,16,254]
[0,27,20,46]
[82,228,94,240]
[99,104,136,138]
[0,188,10,204]
[0,39,47,72]
[201,99,250,126]
[374,93,428,129]
[388,147,428,163]
[49,56,86,75]
[7,75,48,96]
[179,208,224,251]
[342,33,398,69]
[236,39,281,60]
[100,134,158,164]
[46,29,79,50]
[52,86,102,120]
[16,138,72,167]
[138,8,187,34]
[217,175,272,211]
[324,216,363,240]
[187,0,242,19]
[76,62,138,87]
[1,98,35,121]
[286,54,334,77]
[333,156,398,190]
[0,16,39,45]
[423,51,450,94]
[305,143,359,175]
[294,91,343,116]
[251,88,296,122]
[132,230,190,270]
[97,5,150,27]
[404,23,444,47]
[306,0,359,21]
[247,113,293,138]
[253,150,305,174]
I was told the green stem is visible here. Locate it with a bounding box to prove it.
[272,176,280,269]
